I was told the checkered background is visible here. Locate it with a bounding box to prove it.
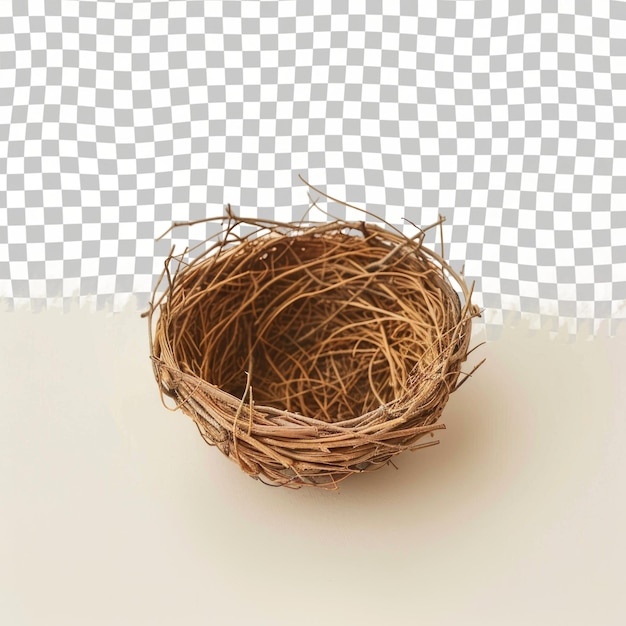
[1,0,625,336]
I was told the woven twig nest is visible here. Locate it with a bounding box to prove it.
[146,196,482,489]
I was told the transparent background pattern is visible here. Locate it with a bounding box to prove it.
[1,0,625,334]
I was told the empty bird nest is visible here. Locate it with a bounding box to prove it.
[145,186,483,489]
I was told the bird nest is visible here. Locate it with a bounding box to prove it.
[146,194,482,489]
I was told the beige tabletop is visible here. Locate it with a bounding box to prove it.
[1,308,624,625]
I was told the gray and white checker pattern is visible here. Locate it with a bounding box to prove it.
[1,0,625,335]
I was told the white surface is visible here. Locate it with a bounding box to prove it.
[1,309,625,625]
